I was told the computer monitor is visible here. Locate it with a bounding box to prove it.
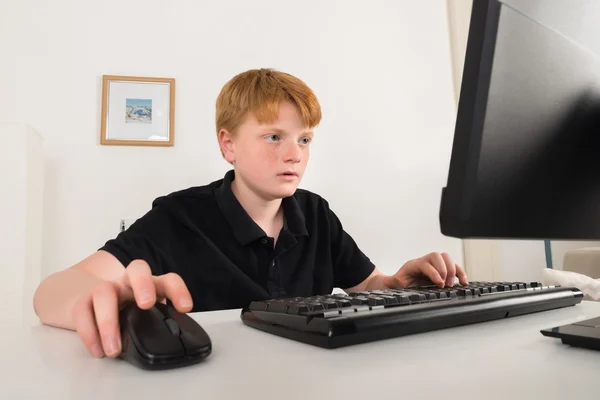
[440,0,600,240]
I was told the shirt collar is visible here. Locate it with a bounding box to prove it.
[215,170,308,246]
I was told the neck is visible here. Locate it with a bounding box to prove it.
[231,175,283,228]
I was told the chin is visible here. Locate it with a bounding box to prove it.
[268,184,298,199]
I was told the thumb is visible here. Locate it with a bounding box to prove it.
[383,275,402,289]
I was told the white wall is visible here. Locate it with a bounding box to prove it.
[1,0,462,280]
[0,124,44,326]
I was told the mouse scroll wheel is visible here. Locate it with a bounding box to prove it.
[164,318,181,336]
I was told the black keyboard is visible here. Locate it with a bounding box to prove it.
[240,281,584,348]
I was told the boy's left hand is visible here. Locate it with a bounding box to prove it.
[383,252,468,289]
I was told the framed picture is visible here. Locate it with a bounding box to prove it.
[100,75,175,146]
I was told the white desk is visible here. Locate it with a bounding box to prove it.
[2,302,600,400]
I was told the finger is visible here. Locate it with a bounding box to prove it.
[124,260,156,309]
[455,264,469,285]
[428,253,448,282]
[92,282,122,358]
[72,298,104,358]
[153,273,193,312]
[419,262,445,288]
[441,253,457,287]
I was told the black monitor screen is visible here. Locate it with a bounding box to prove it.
[440,0,600,240]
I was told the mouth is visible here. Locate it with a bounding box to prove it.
[278,171,299,178]
[279,171,298,177]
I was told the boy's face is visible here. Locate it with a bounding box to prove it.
[220,101,313,200]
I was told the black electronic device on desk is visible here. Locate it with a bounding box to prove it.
[241,282,583,348]
[435,0,600,351]
[118,303,212,370]
[541,318,600,351]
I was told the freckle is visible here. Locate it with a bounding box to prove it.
[266,149,277,164]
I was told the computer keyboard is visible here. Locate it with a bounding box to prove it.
[240,281,584,348]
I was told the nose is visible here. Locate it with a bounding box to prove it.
[283,142,302,163]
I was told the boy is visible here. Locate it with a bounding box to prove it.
[33,68,467,360]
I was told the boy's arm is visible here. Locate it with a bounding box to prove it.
[344,252,468,293]
[33,250,193,359]
[33,250,127,330]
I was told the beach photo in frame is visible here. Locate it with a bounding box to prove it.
[100,75,175,146]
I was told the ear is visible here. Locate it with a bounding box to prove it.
[218,128,236,163]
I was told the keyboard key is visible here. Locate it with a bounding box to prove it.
[333,299,353,307]
[266,300,288,313]
[249,301,268,311]
[367,296,386,306]
[424,293,438,300]
[386,292,411,304]
[379,295,400,305]
[287,303,310,314]
[306,301,324,311]
[351,296,370,306]
[321,300,339,309]
[408,293,427,302]
[348,291,371,297]
[334,296,356,302]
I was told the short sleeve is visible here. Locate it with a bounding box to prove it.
[327,206,376,289]
[99,206,172,276]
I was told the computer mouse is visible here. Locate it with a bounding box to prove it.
[118,302,212,370]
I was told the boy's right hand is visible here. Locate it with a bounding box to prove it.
[71,260,193,359]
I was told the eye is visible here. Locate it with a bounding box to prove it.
[299,137,312,145]
[265,134,280,142]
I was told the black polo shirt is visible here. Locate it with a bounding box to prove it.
[99,170,375,311]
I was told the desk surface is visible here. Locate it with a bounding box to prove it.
[2,302,600,399]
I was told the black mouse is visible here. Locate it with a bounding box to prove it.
[118,302,212,370]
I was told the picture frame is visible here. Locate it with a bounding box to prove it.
[100,75,175,146]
